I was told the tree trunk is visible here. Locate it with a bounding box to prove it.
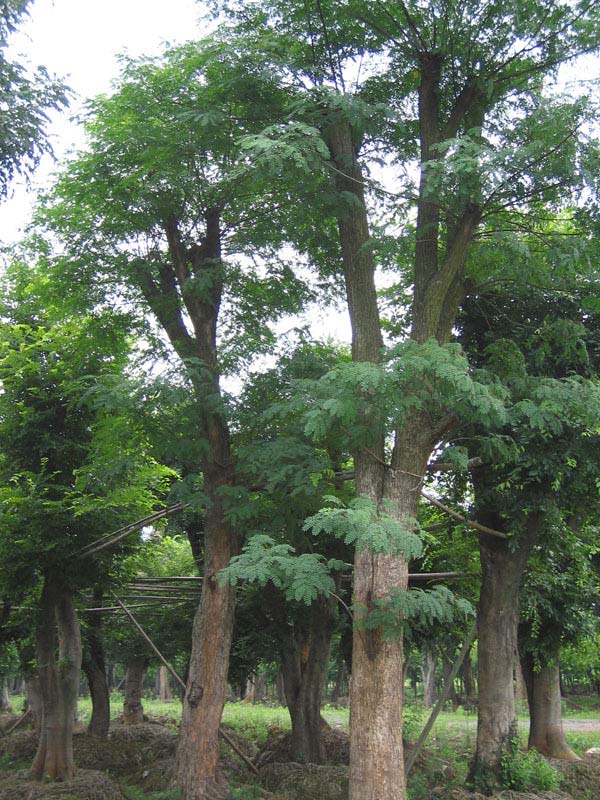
[421,648,436,708]
[468,513,541,790]
[31,576,82,781]
[158,665,173,702]
[82,591,110,738]
[521,650,579,760]
[0,676,11,712]
[280,594,335,764]
[138,208,238,800]
[461,646,476,706]
[123,656,146,725]
[514,651,527,704]
[175,527,236,799]
[443,655,459,709]
[330,658,346,705]
[26,675,43,735]
[325,117,438,800]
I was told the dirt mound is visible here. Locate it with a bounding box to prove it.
[0,768,124,799]
[73,724,177,793]
[255,727,349,767]
[259,762,348,800]
[0,723,179,781]
[554,759,600,799]
[0,729,37,762]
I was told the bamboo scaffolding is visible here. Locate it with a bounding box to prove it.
[111,593,259,775]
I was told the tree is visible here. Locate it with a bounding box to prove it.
[215,4,600,795]
[0,263,172,779]
[457,285,600,785]
[39,39,310,799]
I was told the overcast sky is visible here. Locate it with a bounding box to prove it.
[0,0,206,242]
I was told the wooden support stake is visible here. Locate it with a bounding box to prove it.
[111,593,259,775]
[405,621,477,776]
[0,707,32,737]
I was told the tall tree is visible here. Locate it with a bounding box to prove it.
[38,39,310,799]
[215,3,600,797]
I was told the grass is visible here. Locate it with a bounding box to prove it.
[2,692,598,800]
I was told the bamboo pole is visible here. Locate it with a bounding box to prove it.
[0,707,32,737]
[420,492,507,539]
[111,593,259,775]
[405,621,478,775]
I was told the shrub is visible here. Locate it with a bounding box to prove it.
[501,739,559,791]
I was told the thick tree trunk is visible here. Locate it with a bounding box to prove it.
[123,656,146,725]
[325,118,437,800]
[468,513,541,790]
[175,523,236,799]
[421,648,436,708]
[521,650,579,760]
[158,666,173,702]
[31,577,82,781]
[0,676,11,712]
[280,594,335,764]
[82,593,110,738]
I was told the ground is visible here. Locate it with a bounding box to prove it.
[0,694,598,800]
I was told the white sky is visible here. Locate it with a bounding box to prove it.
[0,0,206,242]
[0,0,352,345]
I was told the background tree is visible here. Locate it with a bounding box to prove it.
[38,38,311,800]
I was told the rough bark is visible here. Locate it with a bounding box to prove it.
[82,592,110,738]
[280,594,336,764]
[468,513,541,790]
[26,675,43,735]
[0,676,11,712]
[421,648,436,708]
[158,665,173,702]
[123,656,147,725]
[31,576,82,781]
[521,650,579,760]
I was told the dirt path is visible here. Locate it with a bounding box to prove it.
[322,712,600,734]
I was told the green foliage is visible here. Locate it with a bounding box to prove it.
[305,497,423,558]
[219,534,340,604]
[296,340,507,452]
[501,738,560,792]
[360,585,473,640]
